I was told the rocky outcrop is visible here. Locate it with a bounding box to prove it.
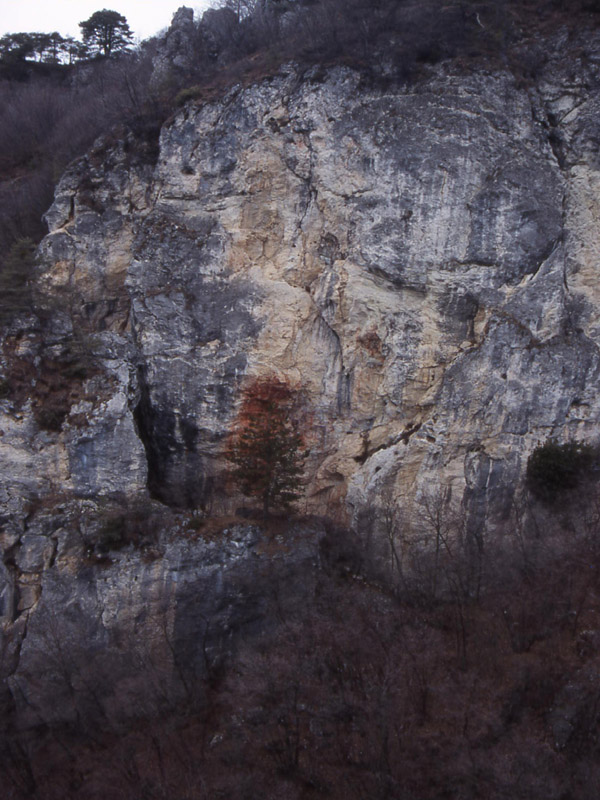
[2,16,600,755]
[3,29,600,543]
[151,5,240,88]
[5,516,322,728]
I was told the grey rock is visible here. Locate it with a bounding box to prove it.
[5,36,600,534]
[8,521,322,727]
[150,6,197,82]
[14,535,55,574]
[0,559,14,622]
[4,28,600,743]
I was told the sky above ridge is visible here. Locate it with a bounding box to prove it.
[0,1,213,42]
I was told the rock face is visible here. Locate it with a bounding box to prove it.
[3,32,600,536]
[151,5,240,86]
[2,18,600,740]
[6,518,321,728]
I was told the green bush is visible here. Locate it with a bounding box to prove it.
[174,85,202,106]
[526,439,596,504]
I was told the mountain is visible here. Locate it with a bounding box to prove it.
[2,4,600,796]
[4,19,600,527]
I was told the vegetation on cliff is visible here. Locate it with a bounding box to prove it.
[527,439,598,504]
[226,376,308,518]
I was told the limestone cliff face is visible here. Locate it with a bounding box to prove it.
[3,33,600,535]
[4,519,320,727]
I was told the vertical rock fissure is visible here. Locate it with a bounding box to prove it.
[132,364,206,508]
[132,364,167,504]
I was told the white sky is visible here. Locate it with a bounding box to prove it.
[0,1,214,41]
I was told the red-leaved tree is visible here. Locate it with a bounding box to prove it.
[226,376,308,519]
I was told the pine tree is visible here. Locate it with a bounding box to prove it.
[79,10,133,57]
[227,377,308,519]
